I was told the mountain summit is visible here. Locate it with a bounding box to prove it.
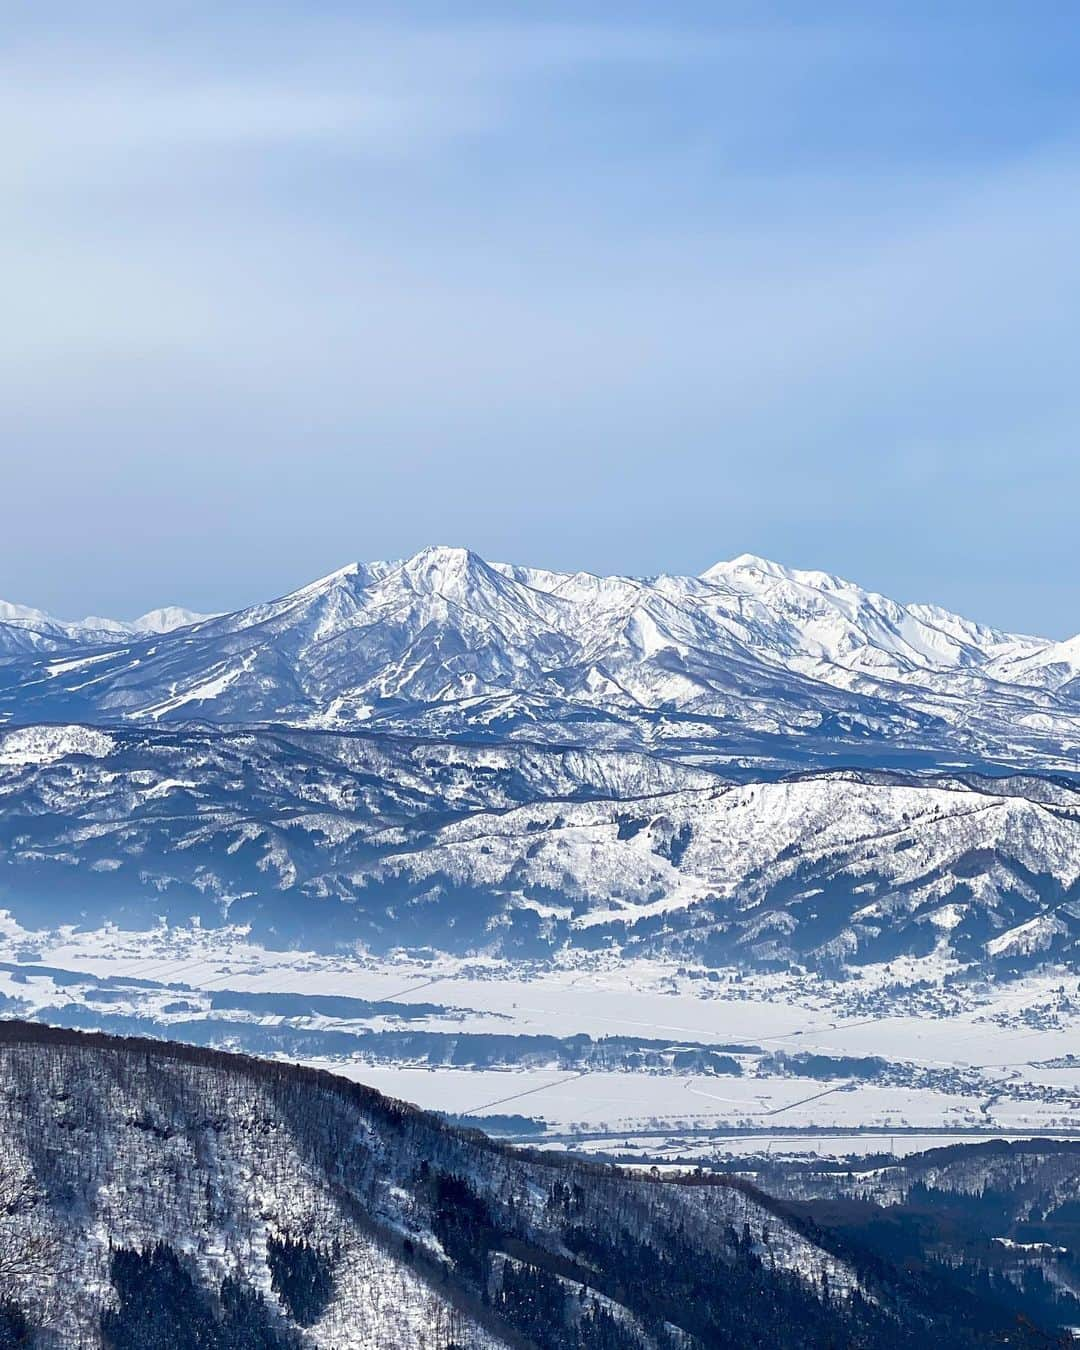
[0,549,1075,774]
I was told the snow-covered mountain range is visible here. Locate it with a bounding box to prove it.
[0,598,214,657]
[2,548,1079,973]
[2,547,1078,774]
[2,722,1079,971]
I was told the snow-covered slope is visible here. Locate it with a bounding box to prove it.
[1,547,1076,774]
[0,598,214,658]
[699,554,1042,678]
[3,1020,973,1350]
[2,722,1077,970]
[986,632,1080,696]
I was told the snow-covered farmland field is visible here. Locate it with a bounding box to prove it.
[4,919,1080,1162]
[321,1064,989,1131]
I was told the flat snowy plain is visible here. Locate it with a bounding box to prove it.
[4,916,1080,1163]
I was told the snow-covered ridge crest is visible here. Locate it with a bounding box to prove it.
[0,596,217,657]
[0,547,1076,776]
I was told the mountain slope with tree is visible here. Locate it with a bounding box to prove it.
[0,1022,1068,1349]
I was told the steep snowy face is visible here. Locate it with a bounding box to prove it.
[985,632,1080,694]
[1,548,1077,776]
[301,546,580,708]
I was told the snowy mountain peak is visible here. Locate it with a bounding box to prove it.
[74,615,132,633]
[704,552,793,580]
[398,544,494,593]
[73,606,216,635]
[704,552,868,597]
[406,543,477,568]
[0,598,53,624]
[129,605,217,633]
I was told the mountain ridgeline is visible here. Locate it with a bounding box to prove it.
[3,547,1080,772]
[2,548,1080,974]
[0,1021,1072,1349]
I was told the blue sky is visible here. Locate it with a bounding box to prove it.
[5,2,1080,634]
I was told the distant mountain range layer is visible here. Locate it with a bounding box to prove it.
[3,547,1079,773]
[1,722,1077,968]
[2,549,1080,970]
[0,599,214,653]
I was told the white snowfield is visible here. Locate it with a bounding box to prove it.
[4,923,1080,1164]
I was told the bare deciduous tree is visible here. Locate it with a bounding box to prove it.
[0,1159,58,1288]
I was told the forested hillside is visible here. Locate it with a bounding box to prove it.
[0,1023,1069,1348]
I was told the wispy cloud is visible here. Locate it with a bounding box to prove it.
[1,17,902,179]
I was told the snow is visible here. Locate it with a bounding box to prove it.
[4,919,1080,1167]
[987,632,1080,689]
[129,606,217,633]
[3,548,1079,778]
[0,598,214,647]
[987,915,1070,958]
[993,1238,1069,1254]
[0,724,116,765]
[43,650,117,677]
[135,653,257,718]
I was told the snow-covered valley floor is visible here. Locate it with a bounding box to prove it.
[3,917,1080,1165]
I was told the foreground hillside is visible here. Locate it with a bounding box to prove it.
[0,1022,1067,1349]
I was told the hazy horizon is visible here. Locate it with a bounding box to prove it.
[5,2,1080,636]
